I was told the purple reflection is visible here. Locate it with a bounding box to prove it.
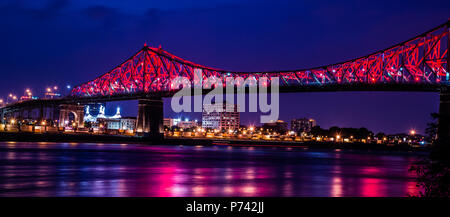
[0,142,422,197]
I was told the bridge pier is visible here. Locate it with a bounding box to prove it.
[136,98,163,139]
[59,104,85,128]
[438,87,450,142]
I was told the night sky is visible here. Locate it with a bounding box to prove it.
[1,0,449,134]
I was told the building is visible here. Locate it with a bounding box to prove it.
[291,118,316,133]
[202,102,240,130]
[163,118,182,128]
[104,118,120,130]
[120,117,136,131]
[164,118,199,129]
[98,117,136,131]
[263,120,288,134]
[177,120,198,129]
[164,118,175,128]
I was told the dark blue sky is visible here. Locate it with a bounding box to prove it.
[1,0,449,134]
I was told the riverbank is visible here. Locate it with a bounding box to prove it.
[0,132,429,151]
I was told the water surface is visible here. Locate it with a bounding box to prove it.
[0,142,423,197]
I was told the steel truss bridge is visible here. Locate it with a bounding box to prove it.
[70,21,449,100]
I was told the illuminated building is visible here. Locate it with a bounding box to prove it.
[164,118,176,128]
[177,120,198,129]
[202,102,240,130]
[120,117,137,131]
[85,102,106,117]
[97,117,136,131]
[291,118,316,133]
[263,120,288,134]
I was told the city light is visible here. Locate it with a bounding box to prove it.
[10,119,15,124]
[41,121,46,126]
[67,85,71,89]
[410,129,416,135]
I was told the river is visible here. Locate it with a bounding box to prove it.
[0,142,424,197]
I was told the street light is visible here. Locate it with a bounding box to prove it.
[410,129,416,135]
[42,121,47,132]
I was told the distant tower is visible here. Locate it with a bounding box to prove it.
[84,105,95,122]
[97,105,107,118]
[111,107,121,119]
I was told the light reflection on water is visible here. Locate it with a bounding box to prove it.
[0,142,423,197]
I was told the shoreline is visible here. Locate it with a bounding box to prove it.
[0,132,429,152]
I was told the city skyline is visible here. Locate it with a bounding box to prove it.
[1,0,448,134]
[0,0,448,200]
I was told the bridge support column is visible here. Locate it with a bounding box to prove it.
[136,98,163,139]
[438,87,450,142]
[59,104,85,128]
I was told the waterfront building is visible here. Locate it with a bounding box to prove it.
[120,117,136,131]
[177,120,198,129]
[163,118,174,128]
[98,117,136,131]
[105,118,120,130]
[202,102,240,130]
[263,120,288,134]
[291,118,316,133]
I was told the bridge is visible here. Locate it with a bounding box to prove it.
[1,20,449,139]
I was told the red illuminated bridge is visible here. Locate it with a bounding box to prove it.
[71,21,449,99]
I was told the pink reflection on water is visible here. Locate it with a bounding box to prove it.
[151,164,185,197]
[359,166,385,197]
[331,177,343,197]
[360,166,382,176]
[282,182,294,197]
[192,185,206,197]
[361,178,384,197]
[406,181,420,196]
[223,185,235,195]
[241,184,257,196]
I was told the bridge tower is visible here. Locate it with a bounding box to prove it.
[136,98,164,139]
